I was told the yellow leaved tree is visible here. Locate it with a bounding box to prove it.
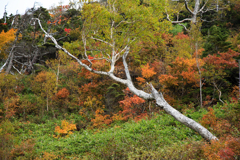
[0,29,17,60]
[33,71,56,112]
[54,120,76,138]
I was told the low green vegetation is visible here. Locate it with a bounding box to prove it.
[1,102,239,159]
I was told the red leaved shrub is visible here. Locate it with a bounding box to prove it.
[117,88,147,122]
[56,88,69,99]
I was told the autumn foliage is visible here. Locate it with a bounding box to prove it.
[203,49,240,69]
[117,88,147,122]
[0,28,16,59]
[54,120,76,138]
[64,28,71,35]
[200,108,232,137]
[202,136,240,160]
[200,107,240,159]
[10,139,35,158]
[160,57,203,87]
[47,5,70,25]
[141,63,156,79]
[56,88,69,99]
[91,108,112,128]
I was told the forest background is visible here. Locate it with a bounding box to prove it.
[0,0,240,159]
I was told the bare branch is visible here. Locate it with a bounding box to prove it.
[41,52,52,56]
[200,18,215,22]
[82,31,92,67]
[13,65,22,74]
[92,57,111,62]
[122,46,132,81]
[213,81,224,104]
[111,20,114,39]
[166,13,192,24]
[5,45,16,74]
[13,59,24,64]
[115,20,136,29]
[91,36,113,47]
[57,36,69,41]
[11,15,18,27]
[0,60,8,72]
[184,0,194,15]
[178,23,190,32]
[199,8,216,14]
[33,18,109,76]
[198,0,209,13]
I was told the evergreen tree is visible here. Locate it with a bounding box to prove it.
[203,25,232,56]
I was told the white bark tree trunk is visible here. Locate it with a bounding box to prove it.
[150,84,217,141]
[195,42,203,108]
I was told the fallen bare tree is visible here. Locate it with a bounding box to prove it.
[32,0,218,141]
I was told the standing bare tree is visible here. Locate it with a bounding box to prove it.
[166,0,231,31]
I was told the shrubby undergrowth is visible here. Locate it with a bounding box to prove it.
[1,101,239,159]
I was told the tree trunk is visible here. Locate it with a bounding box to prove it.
[239,60,240,98]
[192,0,200,24]
[5,47,15,74]
[150,84,218,141]
[195,42,203,107]
[47,94,49,111]
[26,50,38,74]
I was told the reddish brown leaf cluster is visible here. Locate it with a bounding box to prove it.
[200,108,217,128]
[117,88,147,122]
[175,32,190,40]
[200,106,240,159]
[64,28,71,35]
[203,49,240,69]
[10,139,35,158]
[56,88,69,99]
[233,2,240,12]
[202,136,240,160]
[200,108,232,136]
[159,57,201,88]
